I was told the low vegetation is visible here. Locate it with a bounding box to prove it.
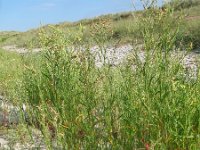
[0,0,200,50]
[0,49,23,98]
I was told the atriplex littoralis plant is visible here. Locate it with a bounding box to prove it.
[22,0,200,149]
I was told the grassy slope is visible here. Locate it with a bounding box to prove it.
[0,49,23,98]
[0,1,199,49]
[0,11,138,47]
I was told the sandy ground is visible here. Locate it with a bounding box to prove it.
[185,15,200,20]
[2,45,41,53]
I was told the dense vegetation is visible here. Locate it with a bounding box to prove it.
[0,49,23,97]
[0,0,200,149]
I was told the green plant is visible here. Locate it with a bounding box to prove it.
[21,0,200,149]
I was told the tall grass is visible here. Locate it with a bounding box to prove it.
[21,0,200,149]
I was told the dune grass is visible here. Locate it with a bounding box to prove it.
[0,0,200,50]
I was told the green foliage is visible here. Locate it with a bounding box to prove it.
[180,19,200,49]
[0,49,23,97]
[165,0,200,10]
[0,0,199,149]
[21,1,200,149]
